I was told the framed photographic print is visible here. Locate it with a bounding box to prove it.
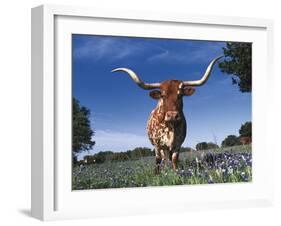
[31,4,274,221]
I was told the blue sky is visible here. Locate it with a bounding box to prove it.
[72,34,251,159]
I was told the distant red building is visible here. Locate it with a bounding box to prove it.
[240,136,252,145]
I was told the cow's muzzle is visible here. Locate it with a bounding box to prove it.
[165,111,181,122]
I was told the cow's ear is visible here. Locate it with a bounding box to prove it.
[183,87,195,96]
[149,90,161,99]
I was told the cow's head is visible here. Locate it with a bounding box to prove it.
[111,56,223,122]
[149,80,195,122]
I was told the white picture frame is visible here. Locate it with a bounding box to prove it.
[31,4,274,221]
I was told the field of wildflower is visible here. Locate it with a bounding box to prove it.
[72,145,252,190]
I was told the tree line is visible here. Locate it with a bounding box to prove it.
[196,121,252,150]
[82,147,154,165]
[74,146,195,165]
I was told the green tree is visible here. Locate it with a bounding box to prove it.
[196,142,208,151]
[239,121,252,137]
[221,135,241,147]
[219,42,252,92]
[82,147,154,164]
[72,97,95,156]
[180,147,195,152]
[206,142,219,149]
[196,142,218,151]
[84,151,114,164]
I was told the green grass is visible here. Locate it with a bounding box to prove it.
[72,145,252,190]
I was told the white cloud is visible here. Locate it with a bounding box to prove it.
[147,42,225,65]
[73,37,145,61]
[77,129,153,160]
[74,36,225,64]
[147,49,170,62]
[93,130,153,152]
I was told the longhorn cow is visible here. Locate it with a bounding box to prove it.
[112,56,223,172]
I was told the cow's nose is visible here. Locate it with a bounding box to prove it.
[165,111,180,121]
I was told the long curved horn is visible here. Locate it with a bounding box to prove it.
[183,56,224,86]
[111,68,161,90]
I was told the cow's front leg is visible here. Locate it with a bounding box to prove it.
[160,149,169,167]
[172,152,179,171]
[155,148,162,174]
[155,155,162,174]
